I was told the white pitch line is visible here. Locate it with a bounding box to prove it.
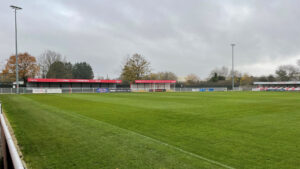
[131,133,235,169]
[39,97,235,169]
[36,100,236,169]
[71,112,235,169]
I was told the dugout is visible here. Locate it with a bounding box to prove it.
[27,78,122,88]
[131,80,176,92]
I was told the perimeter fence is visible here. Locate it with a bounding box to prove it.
[0,87,230,94]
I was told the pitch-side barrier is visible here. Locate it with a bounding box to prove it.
[0,103,25,169]
[0,88,131,94]
[252,87,300,91]
[175,87,228,92]
[0,87,230,94]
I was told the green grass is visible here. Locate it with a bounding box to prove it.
[1,92,300,169]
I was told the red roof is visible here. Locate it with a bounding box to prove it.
[135,80,176,84]
[27,78,122,83]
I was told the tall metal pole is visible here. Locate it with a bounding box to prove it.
[231,44,235,91]
[14,9,19,94]
[10,5,22,94]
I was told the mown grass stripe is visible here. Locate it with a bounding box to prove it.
[3,92,300,168]
[68,111,235,169]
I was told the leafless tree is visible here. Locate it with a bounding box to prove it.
[209,66,229,80]
[185,74,200,85]
[276,65,299,81]
[38,50,63,78]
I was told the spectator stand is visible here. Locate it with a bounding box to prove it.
[131,80,176,92]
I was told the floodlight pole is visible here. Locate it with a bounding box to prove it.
[231,44,235,91]
[10,5,22,94]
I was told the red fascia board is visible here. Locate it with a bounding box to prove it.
[135,80,176,83]
[27,78,122,84]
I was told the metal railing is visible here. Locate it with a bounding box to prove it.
[0,87,131,94]
[0,87,231,94]
[0,103,25,169]
[175,87,228,92]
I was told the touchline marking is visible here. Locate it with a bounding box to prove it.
[36,101,235,169]
[125,129,236,169]
[73,114,235,169]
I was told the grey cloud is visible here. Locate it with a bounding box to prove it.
[1,0,300,78]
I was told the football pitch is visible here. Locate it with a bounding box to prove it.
[1,92,300,169]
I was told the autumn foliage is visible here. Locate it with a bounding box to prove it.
[121,53,151,83]
[2,52,39,82]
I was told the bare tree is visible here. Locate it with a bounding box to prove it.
[209,66,229,81]
[210,66,229,78]
[228,70,242,79]
[276,65,299,81]
[185,74,200,85]
[38,50,63,78]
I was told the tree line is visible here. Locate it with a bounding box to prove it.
[120,53,300,87]
[1,50,300,87]
[0,50,94,83]
[39,50,94,79]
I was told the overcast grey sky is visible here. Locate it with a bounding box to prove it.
[1,0,300,79]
